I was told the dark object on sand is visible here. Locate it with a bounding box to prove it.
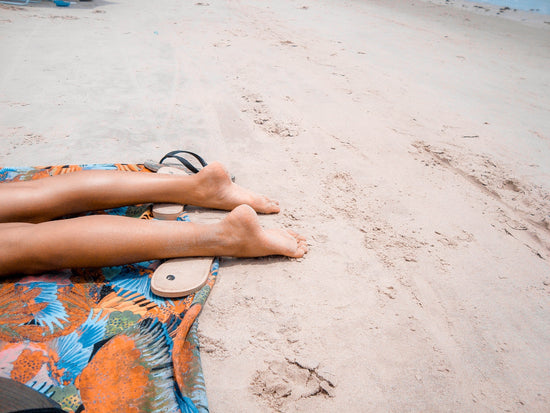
[0,377,65,413]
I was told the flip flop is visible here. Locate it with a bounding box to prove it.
[151,165,214,298]
[151,257,212,298]
[159,150,208,173]
[144,150,208,174]
[144,150,235,182]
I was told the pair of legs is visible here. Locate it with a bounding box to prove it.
[0,162,307,276]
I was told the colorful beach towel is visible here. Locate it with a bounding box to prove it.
[0,164,217,413]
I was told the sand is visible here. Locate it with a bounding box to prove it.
[1,0,549,411]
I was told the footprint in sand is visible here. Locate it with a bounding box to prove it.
[250,358,336,410]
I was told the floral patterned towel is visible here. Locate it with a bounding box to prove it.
[0,164,217,413]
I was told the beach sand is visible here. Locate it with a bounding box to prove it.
[1,0,549,411]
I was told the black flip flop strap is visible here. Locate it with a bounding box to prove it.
[159,150,208,174]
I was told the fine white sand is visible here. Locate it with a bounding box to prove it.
[1,0,549,411]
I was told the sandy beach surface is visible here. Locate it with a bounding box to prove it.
[1,0,549,411]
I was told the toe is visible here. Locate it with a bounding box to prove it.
[287,229,306,241]
[261,197,280,214]
[288,232,308,257]
[295,242,308,257]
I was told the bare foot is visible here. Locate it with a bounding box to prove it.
[216,205,307,258]
[191,162,280,214]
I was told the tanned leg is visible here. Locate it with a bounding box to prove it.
[0,205,307,276]
[0,162,279,224]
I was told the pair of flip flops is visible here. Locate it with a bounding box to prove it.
[145,151,219,298]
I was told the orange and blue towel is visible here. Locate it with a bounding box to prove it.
[0,164,217,413]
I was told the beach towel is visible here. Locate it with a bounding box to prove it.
[0,164,217,413]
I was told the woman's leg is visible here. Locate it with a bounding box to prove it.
[0,205,307,276]
[0,162,279,224]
